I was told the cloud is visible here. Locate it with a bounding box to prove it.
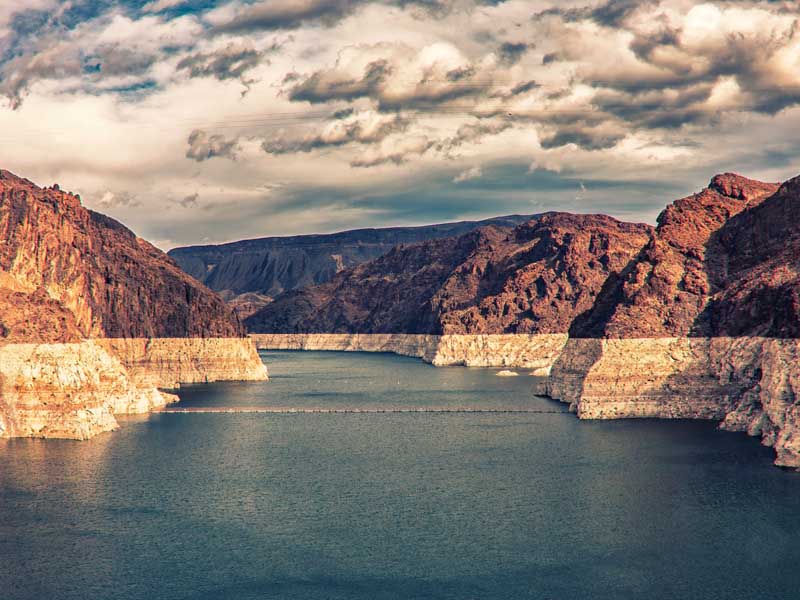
[0,10,202,108]
[350,135,438,167]
[185,130,239,162]
[285,42,498,109]
[453,166,482,183]
[177,43,268,82]
[142,0,188,13]
[262,110,410,154]
[97,190,141,209]
[206,0,368,33]
[177,192,199,208]
[497,42,529,65]
[3,0,800,249]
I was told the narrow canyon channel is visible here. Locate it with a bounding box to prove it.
[2,350,799,600]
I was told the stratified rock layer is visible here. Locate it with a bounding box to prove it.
[0,342,176,439]
[97,338,268,388]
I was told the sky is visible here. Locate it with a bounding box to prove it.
[1,0,799,249]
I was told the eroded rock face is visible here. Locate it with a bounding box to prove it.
[250,171,800,469]
[571,173,780,338]
[0,342,175,439]
[0,170,243,340]
[246,214,652,336]
[0,169,266,439]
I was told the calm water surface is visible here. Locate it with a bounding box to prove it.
[2,351,799,600]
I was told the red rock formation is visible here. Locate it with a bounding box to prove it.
[246,214,652,335]
[700,174,800,337]
[571,173,780,337]
[0,169,243,341]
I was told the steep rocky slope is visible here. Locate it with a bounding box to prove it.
[0,169,266,439]
[246,213,652,335]
[570,173,780,338]
[168,214,534,318]
[0,170,242,339]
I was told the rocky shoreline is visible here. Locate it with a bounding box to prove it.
[253,333,800,469]
[250,332,567,370]
[0,338,267,440]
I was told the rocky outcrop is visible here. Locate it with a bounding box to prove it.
[251,333,567,369]
[546,337,800,468]
[0,169,267,440]
[0,169,242,339]
[168,214,535,318]
[571,173,780,338]
[246,213,652,335]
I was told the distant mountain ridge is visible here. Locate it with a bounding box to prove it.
[168,214,537,318]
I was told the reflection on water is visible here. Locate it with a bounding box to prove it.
[1,350,799,600]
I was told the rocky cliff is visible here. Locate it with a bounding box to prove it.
[0,169,267,439]
[168,215,535,319]
[547,174,800,468]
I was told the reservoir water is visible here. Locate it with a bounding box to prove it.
[2,350,800,600]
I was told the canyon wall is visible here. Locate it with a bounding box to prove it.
[96,337,268,388]
[246,173,800,469]
[546,337,800,468]
[0,169,267,440]
[251,333,567,369]
[544,173,800,469]
[0,342,176,439]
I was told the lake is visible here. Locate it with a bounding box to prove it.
[1,350,799,599]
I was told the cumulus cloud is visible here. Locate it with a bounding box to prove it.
[285,42,500,109]
[185,130,239,162]
[2,0,800,246]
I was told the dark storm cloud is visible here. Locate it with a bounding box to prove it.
[177,44,267,81]
[185,129,238,161]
